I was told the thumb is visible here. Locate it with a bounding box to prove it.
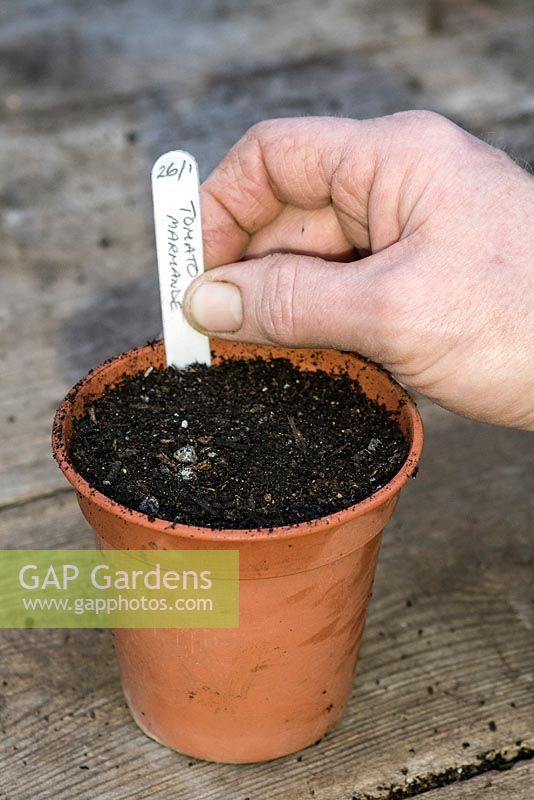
[183,252,400,360]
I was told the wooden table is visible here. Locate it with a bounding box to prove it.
[1,2,532,797]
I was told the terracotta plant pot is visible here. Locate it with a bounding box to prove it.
[52,339,423,763]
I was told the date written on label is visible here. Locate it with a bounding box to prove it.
[156,159,193,181]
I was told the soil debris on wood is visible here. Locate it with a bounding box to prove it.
[69,357,409,529]
[355,746,534,799]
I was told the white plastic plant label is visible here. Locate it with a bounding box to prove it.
[151,150,211,369]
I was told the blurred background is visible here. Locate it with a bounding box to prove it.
[1,4,533,798]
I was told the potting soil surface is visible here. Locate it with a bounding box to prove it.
[69,357,409,529]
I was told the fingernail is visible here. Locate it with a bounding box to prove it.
[186,281,243,333]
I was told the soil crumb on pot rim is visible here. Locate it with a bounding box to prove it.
[69,357,410,530]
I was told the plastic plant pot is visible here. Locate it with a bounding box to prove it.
[52,339,423,763]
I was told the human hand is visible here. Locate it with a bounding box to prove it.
[183,112,534,429]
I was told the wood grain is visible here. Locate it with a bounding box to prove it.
[0,0,533,797]
[401,761,534,800]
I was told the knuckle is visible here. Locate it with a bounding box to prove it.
[255,256,299,344]
[371,276,405,336]
[366,265,418,359]
[393,109,464,145]
[241,123,261,148]
[243,119,274,145]
[395,109,447,130]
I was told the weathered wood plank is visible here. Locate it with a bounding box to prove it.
[0,0,429,113]
[1,404,532,798]
[0,0,531,125]
[370,13,534,127]
[401,760,534,800]
[0,2,533,795]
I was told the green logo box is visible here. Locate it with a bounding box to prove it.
[0,550,239,629]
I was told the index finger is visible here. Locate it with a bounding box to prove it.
[200,116,376,268]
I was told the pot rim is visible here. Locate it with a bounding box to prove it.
[52,341,424,542]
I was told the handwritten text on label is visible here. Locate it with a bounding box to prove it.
[151,150,210,369]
